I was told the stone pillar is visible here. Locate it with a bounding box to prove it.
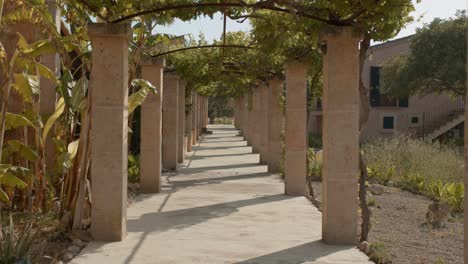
[245,91,253,146]
[140,58,164,193]
[191,94,197,145]
[464,42,468,264]
[251,88,260,154]
[236,97,243,132]
[284,60,308,196]
[177,80,186,163]
[198,95,203,135]
[258,83,269,164]
[162,73,179,171]
[268,78,283,173]
[205,97,209,128]
[88,23,131,241]
[321,27,362,245]
[41,0,60,169]
[186,94,193,152]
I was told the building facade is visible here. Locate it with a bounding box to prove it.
[308,36,465,142]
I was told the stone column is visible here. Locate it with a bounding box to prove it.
[162,73,179,171]
[284,60,308,196]
[140,58,164,193]
[192,94,197,145]
[177,80,186,163]
[258,83,269,164]
[245,91,253,146]
[88,23,131,241]
[236,97,243,132]
[186,94,193,152]
[41,0,60,169]
[464,45,468,264]
[205,97,209,128]
[268,78,283,173]
[251,88,260,154]
[321,27,362,245]
[234,98,239,128]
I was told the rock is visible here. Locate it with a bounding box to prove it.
[72,237,87,248]
[52,200,61,215]
[62,251,74,262]
[387,181,396,187]
[426,202,450,228]
[59,211,72,230]
[358,241,371,254]
[67,245,82,255]
[368,184,385,195]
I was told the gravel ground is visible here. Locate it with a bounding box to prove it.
[311,181,464,264]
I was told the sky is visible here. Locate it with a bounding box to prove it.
[154,0,467,43]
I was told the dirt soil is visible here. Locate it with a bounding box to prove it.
[311,181,464,264]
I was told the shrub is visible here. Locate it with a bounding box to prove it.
[0,214,38,264]
[307,149,322,180]
[128,154,140,183]
[369,243,391,264]
[308,133,322,149]
[363,135,464,212]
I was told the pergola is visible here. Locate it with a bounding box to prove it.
[1,1,466,262]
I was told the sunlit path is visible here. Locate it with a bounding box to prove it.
[72,125,371,264]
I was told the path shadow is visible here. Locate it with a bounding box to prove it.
[188,152,254,160]
[235,241,357,264]
[169,171,274,187]
[120,194,292,263]
[183,162,263,172]
[127,194,290,233]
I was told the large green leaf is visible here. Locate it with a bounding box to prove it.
[128,79,157,114]
[4,113,35,130]
[70,77,87,111]
[7,140,39,162]
[36,62,57,82]
[0,171,27,189]
[67,139,79,160]
[42,97,65,143]
[0,187,9,204]
[13,73,39,102]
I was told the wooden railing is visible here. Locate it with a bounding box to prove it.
[421,96,465,137]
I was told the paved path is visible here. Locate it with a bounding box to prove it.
[72,125,371,264]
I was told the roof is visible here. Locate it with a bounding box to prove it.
[370,35,414,50]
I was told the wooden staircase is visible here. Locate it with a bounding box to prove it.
[421,97,465,141]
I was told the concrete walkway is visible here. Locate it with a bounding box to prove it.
[72,125,372,264]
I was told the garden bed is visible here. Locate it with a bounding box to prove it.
[311,181,464,264]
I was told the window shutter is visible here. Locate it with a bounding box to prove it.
[370,66,381,107]
[398,97,409,107]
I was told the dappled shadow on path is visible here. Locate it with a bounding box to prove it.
[127,194,290,233]
[122,194,292,263]
[235,241,356,264]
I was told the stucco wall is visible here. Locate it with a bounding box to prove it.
[360,37,461,141]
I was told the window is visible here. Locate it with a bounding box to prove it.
[380,114,396,132]
[382,116,395,129]
[369,66,409,108]
[409,114,422,128]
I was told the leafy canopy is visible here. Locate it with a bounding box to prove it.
[381,11,467,97]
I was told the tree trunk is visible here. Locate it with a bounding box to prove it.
[358,33,372,242]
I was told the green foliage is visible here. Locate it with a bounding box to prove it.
[128,154,140,183]
[381,11,467,97]
[307,148,322,180]
[128,79,158,114]
[363,135,464,212]
[369,243,391,264]
[0,214,37,264]
[208,96,233,119]
[367,196,376,207]
[308,133,322,149]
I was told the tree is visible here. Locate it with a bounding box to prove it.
[381,11,467,97]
